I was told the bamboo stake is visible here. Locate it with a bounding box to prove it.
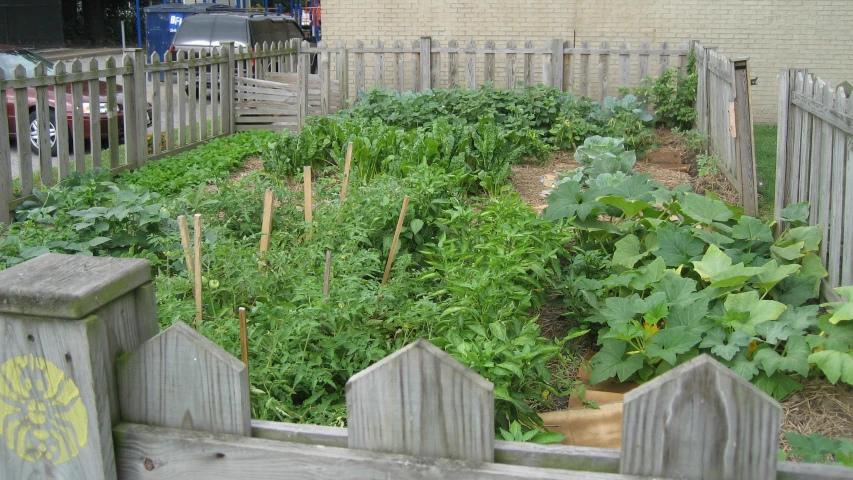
[323,250,332,296]
[258,188,274,270]
[178,215,194,277]
[193,213,203,326]
[238,306,249,369]
[339,142,353,204]
[381,195,410,286]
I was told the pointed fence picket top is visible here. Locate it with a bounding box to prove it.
[619,354,781,480]
[117,321,251,437]
[346,338,495,462]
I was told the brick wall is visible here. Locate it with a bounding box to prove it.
[321,0,853,123]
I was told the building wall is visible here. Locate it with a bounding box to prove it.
[321,0,853,123]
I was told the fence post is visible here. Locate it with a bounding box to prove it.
[346,339,495,462]
[116,322,251,436]
[620,354,780,479]
[298,41,310,131]
[733,58,759,216]
[775,68,794,225]
[550,38,564,90]
[420,36,432,91]
[319,41,331,116]
[0,69,11,224]
[221,42,235,135]
[0,253,157,480]
[128,48,148,167]
[336,40,349,107]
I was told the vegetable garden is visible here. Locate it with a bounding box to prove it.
[2,73,852,464]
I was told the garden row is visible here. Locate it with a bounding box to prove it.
[1,78,852,460]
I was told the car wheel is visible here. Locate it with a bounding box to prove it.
[29,110,59,156]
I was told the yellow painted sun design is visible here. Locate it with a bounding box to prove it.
[0,355,88,464]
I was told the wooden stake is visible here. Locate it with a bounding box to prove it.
[238,306,249,369]
[323,250,332,296]
[303,166,313,223]
[178,215,194,277]
[381,195,410,286]
[193,213,203,326]
[258,188,274,270]
[339,142,353,204]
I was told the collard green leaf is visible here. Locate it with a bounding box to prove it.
[612,234,646,268]
[654,223,706,267]
[680,193,733,225]
[589,339,645,384]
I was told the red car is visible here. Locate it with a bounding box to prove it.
[2,47,150,156]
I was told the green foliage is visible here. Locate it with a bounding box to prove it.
[785,432,853,467]
[120,131,278,197]
[632,55,698,130]
[543,159,852,400]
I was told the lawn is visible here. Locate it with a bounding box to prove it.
[754,124,777,219]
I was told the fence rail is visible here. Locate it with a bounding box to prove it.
[776,69,853,302]
[0,253,850,480]
[693,42,759,215]
[311,38,690,102]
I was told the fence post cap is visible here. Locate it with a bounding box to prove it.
[0,253,150,319]
[117,321,251,436]
[346,338,495,462]
[621,354,781,479]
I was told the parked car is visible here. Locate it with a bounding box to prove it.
[170,12,317,77]
[1,47,151,156]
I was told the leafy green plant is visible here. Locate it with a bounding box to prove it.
[785,432,853,466]
[633,55,698,130]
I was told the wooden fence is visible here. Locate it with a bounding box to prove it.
[0,41,319,223]
[776,69,853,302]
[0,253,850,480]
[310,38,691,103]
[693,42,759,215]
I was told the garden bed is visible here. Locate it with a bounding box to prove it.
[2,84,852,465]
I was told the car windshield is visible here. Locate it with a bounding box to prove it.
[0,50,55,77]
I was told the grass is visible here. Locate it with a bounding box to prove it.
[754,124,777,219]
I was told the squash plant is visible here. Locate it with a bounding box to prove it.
[544,138,853,399]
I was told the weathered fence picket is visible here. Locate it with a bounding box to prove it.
[776,69,853,301]
[693,42,759,216]
[1,253,851,479]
